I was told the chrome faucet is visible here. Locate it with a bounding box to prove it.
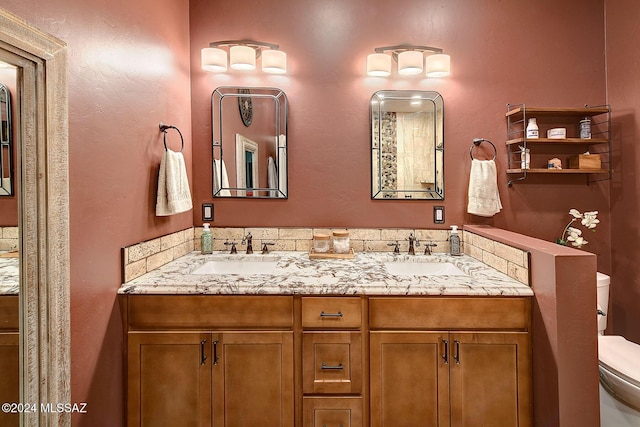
[224,240,238,254]
[387,241,400,254]
[407,233,420,255]
[242,232,253,254]
[261,242,275,254]
[424,241,438,255]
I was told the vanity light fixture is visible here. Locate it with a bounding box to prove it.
[366,44,451,78]
[201,39,287,74]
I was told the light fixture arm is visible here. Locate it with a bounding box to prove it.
[374,44,443,61]
[208,39,280,58]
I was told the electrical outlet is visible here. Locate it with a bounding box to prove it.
[434,206,445,224]
[202,203,214,221]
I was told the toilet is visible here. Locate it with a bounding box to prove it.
[597,272,640,426]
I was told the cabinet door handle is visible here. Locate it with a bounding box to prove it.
[453,339,460,364]
[213,339,219,366]
[321,362,344,370]
[320,311,343,318]
[442,339,449,364]
[200,339,207,365]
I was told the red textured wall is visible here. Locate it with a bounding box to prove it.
[190,0,610,273]
[605,0,640,344]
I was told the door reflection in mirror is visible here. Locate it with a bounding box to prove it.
[0,79,14,196]
[212,86,288,198]
[371,90,444,200]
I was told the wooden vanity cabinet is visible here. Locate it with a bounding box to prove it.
[0,296,19,427]
[369,297,532,427]
[123,295,295,427]
[123,294,531,427]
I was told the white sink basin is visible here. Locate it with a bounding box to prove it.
[192,259,278,275]
[384,261,467,276]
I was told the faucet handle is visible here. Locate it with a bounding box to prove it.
[387,241,400,254]
[424,241,438,255]
[224,240,238,254]
[261,242,275,254]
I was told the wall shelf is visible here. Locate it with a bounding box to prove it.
[506,104,611,186]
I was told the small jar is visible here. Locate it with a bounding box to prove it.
[332,230,350,254]
[580,117,592,139]
[312,233,331,253]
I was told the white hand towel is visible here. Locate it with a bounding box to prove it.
[467,159,503,217]
[213,159,231,196]
[156,149,192,216]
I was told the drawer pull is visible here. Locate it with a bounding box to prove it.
[321,362,344,370]
[322,425,343,427]
[320,311,343,318]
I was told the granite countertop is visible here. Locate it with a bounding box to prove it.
[119,251,533,297]
[0,252,19,295]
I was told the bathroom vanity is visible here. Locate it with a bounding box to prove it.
[120,251,532,427]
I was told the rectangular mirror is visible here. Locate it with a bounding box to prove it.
[371,90,444,200]
[212,86,288,198]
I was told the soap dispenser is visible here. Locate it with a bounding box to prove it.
[201,223,213,255]
[449,225,461,256]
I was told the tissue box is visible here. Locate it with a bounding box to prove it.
[569,154,601,170]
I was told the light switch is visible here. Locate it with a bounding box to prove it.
[202,203,214,221]
[434,206,445,224]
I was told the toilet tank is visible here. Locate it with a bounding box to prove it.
[597,272,610,333]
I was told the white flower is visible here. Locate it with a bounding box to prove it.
[569,209,583,219]
[566,227,583,242]
[571,236,588,247]
[558,208,598,248]
[581,211,599,229]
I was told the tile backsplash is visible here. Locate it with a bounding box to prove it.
[463,231,529,285]
[0,226,18,251]
[122,226,530,286]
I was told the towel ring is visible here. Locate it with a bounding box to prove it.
[469,138,497,161]
[159,122,184,152]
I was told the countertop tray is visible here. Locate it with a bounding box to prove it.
[309,248,355,259]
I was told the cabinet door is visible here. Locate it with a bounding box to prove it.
[212,331,294,427]
[127,332,211,427]
[449,332,531,427]
[370,331,450,427]
[0,333,19,427]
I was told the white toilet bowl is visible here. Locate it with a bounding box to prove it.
[599,335,640,426]
[596,272,640,426]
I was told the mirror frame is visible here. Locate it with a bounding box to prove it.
[0,8,70,427]
[0,82,13,196]
[211,86,288,198]
[370,90,444,200]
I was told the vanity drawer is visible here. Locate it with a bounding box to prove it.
[302,297,362,329]
[369,297,530,331]
[127,295,293,330]
[303,331,362,394]
[303,397,363,427]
